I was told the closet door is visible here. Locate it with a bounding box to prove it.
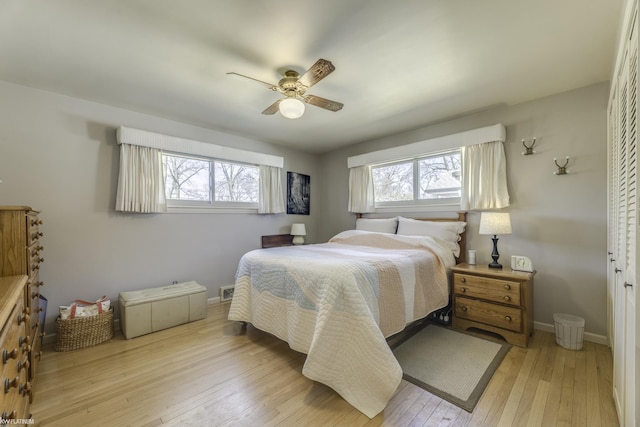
[609,5,638,425]
[612,49,629,422]
[624,19,637,426]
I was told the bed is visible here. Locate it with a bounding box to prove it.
[228,213,467,418]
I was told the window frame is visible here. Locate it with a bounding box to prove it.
[162,151,260,213]
[372,148,462,212]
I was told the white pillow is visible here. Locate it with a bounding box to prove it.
[355,217,398,234]
[396,217,466,256]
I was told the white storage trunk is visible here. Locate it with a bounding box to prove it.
[119,281,207,339]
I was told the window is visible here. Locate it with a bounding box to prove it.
[372,149,461,207]
[162,153,259,207]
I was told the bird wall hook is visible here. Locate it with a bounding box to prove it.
[553,156,570,175]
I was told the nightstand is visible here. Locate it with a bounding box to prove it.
[449,263,535,347]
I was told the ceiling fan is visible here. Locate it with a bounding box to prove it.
[227,59,344,119]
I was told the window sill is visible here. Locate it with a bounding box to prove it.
[166,205,258,214]
[374,202,461,214]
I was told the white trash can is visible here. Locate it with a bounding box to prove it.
[553,313,585,350]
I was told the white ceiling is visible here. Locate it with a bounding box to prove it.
[0,0,624,153]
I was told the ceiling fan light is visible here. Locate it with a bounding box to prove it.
[279,98,305,119]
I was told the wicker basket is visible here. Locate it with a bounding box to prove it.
[55,308,114,351]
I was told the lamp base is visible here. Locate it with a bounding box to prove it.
[292,235,305,245]
[488,235,502,269]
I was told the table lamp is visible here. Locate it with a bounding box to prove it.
[479,212,512,268]
[290,223,306,245]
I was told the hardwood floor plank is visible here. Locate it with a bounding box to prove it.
[557,350,577,426]
[497,348,538,427]
[584,342,602,427]
[526,380,550,427]
[541,343,566,426]
[30,303,618,427]
[572,346,588,426]
[594,341,619,426]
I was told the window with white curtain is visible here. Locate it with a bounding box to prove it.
[115,126,284,214]
[372,149,461,208]
[347,124,509,212]
[162,152,259,207]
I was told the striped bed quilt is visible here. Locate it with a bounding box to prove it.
[228,230,455,418]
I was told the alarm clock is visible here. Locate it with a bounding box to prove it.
[511,255,533,272]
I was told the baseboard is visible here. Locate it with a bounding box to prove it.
[534,321,608,346]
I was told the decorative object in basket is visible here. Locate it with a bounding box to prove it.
[55,307,114,352]
[59,296,110,320]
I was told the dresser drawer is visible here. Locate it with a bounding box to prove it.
[26,213,42,247]
[453,273,520,306]
[0,303,30,415]
[454,296,522,332]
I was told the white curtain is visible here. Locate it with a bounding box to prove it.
[258,166,285,214]
[115,144,167,213]
[348,165,375,213]
[461,140,510,210]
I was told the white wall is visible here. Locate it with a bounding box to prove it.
[0,81,319,335]
[319,82,610,338]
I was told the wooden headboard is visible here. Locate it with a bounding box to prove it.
[355,212,468,264]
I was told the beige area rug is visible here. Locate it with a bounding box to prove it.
[392,323,511,412]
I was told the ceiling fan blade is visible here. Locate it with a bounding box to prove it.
[297,59,336,88]
[262,99,282,115]
[227,72,278,91]
[303,95,343,112]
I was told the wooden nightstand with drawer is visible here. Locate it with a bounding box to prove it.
[450,263,535,347]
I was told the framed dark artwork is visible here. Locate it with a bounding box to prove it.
[287,172,310,215]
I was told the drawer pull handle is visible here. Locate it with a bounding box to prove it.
[17,312,29,326]
[31,291,40,299]
[2,349,18,364]
[460,287,466,293]
[17,360,30,372]
[504,296,511,302]
[461,306,468,312]
[35,281,44,288]
[19,336,30,348]
[1,410,16,420]
[460,277,466,283]
[31,219,43,226]
[505,316,512,322]
[20,381,31,397]
[4,377,19,394]
[31,232,43,240]
[504,284,511,290]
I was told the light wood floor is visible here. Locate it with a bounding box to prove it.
[30,303,619,427]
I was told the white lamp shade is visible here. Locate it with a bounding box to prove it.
[279,98,305,119]
[479,212,512,235]
[290,223,306,236]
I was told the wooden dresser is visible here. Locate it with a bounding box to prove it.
[0,206,45,408]
[450,263,535,347]
[0,275,31,421]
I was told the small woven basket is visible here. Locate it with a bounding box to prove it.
[55,307,114,351]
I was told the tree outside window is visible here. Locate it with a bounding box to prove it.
[162,153,259,205]
[372,150,461,204]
